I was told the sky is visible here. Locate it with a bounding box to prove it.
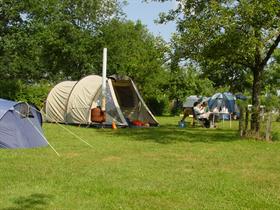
[123,0,177,42]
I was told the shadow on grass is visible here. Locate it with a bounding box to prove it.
[1,193,53,210]
[102,124,241,144]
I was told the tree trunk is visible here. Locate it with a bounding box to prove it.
[239,106,244,137]
[245,107,249,136]
[249,31,280,137]
[250,66,263,134]
[251,30,262,134]
[265,111,272,141]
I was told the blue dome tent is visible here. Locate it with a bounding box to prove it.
[208,92,236,113]
[0,99,48,148]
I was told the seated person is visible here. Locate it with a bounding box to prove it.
[193,102,212,128]
[194,102,210,118]
[201,101,209,112]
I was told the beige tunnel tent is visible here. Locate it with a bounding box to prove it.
[45,75,159,127]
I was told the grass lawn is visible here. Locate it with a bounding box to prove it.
[0,116,280,210]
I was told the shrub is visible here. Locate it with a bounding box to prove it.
[0,80,21,100]
[170,99,183,116]
[15,81,52,109]
[146,96,169,116]
[272,131,280,141]
[276,114,280,122]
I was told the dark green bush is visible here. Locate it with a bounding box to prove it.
[0,80,21,100]
[146,96,169,116]
[276,114,280,122]
[272,131,280,141]
[15,81,52,109]
[170,100,183,116]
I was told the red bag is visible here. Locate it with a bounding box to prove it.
[132,120,144,126]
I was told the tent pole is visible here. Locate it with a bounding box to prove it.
[101,48,107,112]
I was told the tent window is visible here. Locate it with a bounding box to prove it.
[15,103,34,118]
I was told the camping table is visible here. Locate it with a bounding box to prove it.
[212,112,231,128]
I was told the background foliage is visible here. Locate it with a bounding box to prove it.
[0,0,279,116]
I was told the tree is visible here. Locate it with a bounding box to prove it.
[262,49,280,119]
[149,0,280,133]
[264,49,280,95]
[165,43,214,114]
[95,19,168,101]
[0,0,171,112]
[200,61,253,93]
[0,0,124,82]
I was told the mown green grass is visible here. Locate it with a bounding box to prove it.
[0,117,280,210]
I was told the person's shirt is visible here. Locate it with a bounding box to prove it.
[193,106,204,117]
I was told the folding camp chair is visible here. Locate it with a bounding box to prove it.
[192,108,210,128]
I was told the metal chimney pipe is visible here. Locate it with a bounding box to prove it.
[101,48,107,111]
